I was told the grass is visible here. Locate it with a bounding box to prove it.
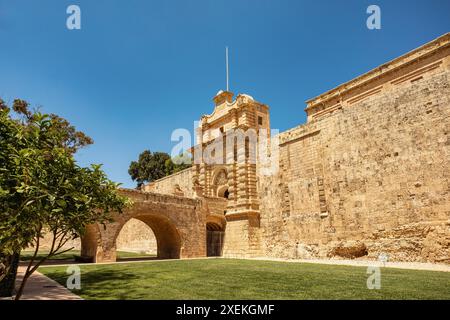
[20,250,155,262]
[39,258,450,300]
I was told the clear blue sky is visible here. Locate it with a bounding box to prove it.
[1,0,449,188]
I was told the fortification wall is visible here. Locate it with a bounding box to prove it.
[32,37,450,264]
[143,168,194,197]
[222,219,250,258]
[31,232,81,252]
[258,47,450,263]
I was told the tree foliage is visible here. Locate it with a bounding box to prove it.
[165,152,192,175]
[128,150,191,188]
[0,99,129,299]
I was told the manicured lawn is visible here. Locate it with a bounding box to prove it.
[20,250,155,262]
[39,259,450,300]
[115,251,156,259]
[21,249,82,262]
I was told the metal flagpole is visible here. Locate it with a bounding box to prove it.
[226,46,229,92]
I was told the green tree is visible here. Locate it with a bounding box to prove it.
[128,150,170,187]
[165,152,192,175]
[129,150,192,188]
[0,99,129,299]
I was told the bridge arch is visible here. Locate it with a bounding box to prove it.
[205,214,226,257]
[113,214,181,259]
[80,189,226,263]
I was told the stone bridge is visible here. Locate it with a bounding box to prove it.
[80,189,227,263]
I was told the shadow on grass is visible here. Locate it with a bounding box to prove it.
[39,259,450,300]
[20,251,79,262]
[42,267,145,300]
[21,250,158,266]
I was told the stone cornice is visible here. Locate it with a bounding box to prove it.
[201,94,268,126]
[225,210,260,222]
[305,32,450,112]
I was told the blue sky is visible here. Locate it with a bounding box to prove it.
[0,0,449,188]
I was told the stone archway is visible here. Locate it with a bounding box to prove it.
[114,214,181,259]
[116,218,157,255]
[217,185,229,199]
[206,214,226,257]
[80,189,208,263]
[212,168,229,199]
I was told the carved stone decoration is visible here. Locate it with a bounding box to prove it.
[213,170,227,186]
[173,184,184,196]
[192,178,203,198]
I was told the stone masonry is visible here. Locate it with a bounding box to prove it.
[83,33,450,264]
[259,33,450,263]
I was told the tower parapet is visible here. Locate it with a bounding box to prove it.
[192,90,270,222]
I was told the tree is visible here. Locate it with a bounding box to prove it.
[128,150,170,187]
[129,150,192,188]
[164,152,192,175]
[0,99,129,299]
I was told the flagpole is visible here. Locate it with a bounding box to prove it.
[226,46,229,92]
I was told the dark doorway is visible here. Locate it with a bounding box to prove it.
[217,186,229,199]
[206,223,224,257]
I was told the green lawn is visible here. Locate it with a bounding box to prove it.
[20,250,155,262]
[39,259,450,300]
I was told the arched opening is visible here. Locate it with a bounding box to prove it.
[217,185,229,199]
[212,168,229,200]
[116,218,157,260]
[115,214,181,260]
[206,219,225,257]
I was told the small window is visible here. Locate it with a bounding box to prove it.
[258,116,263,125]
[220,127,224,133]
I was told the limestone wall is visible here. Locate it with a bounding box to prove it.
[30,232,81,252]
[83,189,207,262]
[116,218,157,254]
[77,34,449,265]
[258,49,450,263]
[223,220,250,258]
[143,168,194,197]
[204,196,228,215]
